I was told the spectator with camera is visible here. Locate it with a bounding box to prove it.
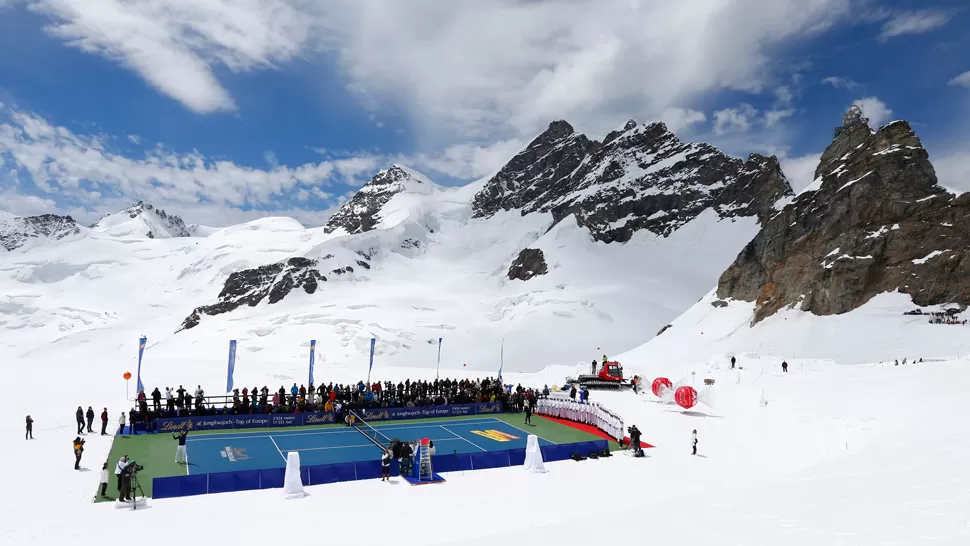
[73,437,85,469]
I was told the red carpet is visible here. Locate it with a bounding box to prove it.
[538,414,653,448]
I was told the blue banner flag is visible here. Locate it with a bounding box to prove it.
[436,337,443,380]
[366,337,376,385]
[308,340,316,385]
[226,340,237,392]
[498,338,504,379]
[136,336,147,394]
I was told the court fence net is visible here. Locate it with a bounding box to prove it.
[349,411,392,449]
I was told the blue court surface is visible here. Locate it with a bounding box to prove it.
[184,417,552,475]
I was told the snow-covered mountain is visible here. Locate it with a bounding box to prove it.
[0,118,787,380]
[0,211,81,251]
[90,201,210,238]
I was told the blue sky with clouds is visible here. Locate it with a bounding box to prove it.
[0,0,967,227]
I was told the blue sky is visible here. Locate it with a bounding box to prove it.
[0,0,968,227]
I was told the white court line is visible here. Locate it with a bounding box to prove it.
[187,417,502,442]
[440,425,487,452]
[267,435,288,463]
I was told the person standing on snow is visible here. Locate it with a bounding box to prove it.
[73,437,85,469]
[85,406,95,433]
[691,429,698,456]
[173,430,188,464]
[591,359,597,375]
[25,415,33,440]
[731,356,736,369]
[99,462,110,499]
[118,411,127,436]
[75,406,84,434]
[781,361,788,373]
[100,408,109,435]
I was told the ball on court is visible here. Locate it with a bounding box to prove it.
[463,363,467,367]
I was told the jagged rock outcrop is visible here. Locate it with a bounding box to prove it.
[716,120,970,322]
[507,248,549,281]
[179,257,326,331]
[0,212,80,251]
[324,165,432,235]
[472,120,793,243]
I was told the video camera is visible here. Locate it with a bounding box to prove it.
[124,459,145,474]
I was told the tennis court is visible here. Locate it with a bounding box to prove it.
[184,415,552,475]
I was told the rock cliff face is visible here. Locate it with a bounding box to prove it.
[716,120,970,322]
[473,120,793,243]
[507,248,549,281]
[0,212,80,251]
[179,257,327,330]
[324,165,433,235]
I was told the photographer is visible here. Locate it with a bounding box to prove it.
[628,425,643,458]
[119,459,143,501]
[73,437,85,469]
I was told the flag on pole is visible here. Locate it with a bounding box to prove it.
[498,338,505,379]
[226,340,237,392]
[308,340,316,385]
[366,337,376,385]
[436,337,443,380]
[136,336,147,394]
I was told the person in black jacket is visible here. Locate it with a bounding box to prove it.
[151,388,162,412]
[85,406,95,433]
[75,406,84,434]
[25,415,33,440]
[524,399,533,425]
[100,408,109,435]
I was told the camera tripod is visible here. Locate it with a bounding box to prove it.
[128,471,146,510]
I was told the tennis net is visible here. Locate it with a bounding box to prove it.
[350,411,391,448]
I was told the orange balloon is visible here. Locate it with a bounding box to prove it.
[123,372,132,380]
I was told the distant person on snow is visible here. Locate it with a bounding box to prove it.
[173,430,188,464]
[99,462,110,499]
[73,437,84,469]
[118,412,127,436]
[731,356,736,370]
[782,361,788,373]
[75,406,85,435]
[591,359,597,374]
[85,406,95,433]
[691,429,698,456]
[25,415,33,440]
[100,408,109,435]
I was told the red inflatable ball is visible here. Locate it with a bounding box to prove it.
[652,377,673,397]
[675,386,698,409]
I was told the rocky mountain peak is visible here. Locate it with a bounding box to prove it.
[92,201,194,238]
[323,165,434,235]
[0,212,81,251]
[472,118,793,243]
[716,118,969,322]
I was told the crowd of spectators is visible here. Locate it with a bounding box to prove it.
[904,308,967,325]
[126,377,546,428]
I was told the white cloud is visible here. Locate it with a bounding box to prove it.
[779,152,822,193]
[29,0,314,113]
[713,104,758,135]
[948,71,970,89]
[878,9,951,41]
[852,97,892,129]
[763,109,795,128]
[405,138,526,180]
[934,149,970,195]
[0,106,384,224]
[821,76,859,90]
[774,86,793,107]
[659,107,707,134]
[311,0,857,142]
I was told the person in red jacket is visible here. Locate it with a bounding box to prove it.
[100,408,109,435]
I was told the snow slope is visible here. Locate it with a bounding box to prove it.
[3,326,968,545]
